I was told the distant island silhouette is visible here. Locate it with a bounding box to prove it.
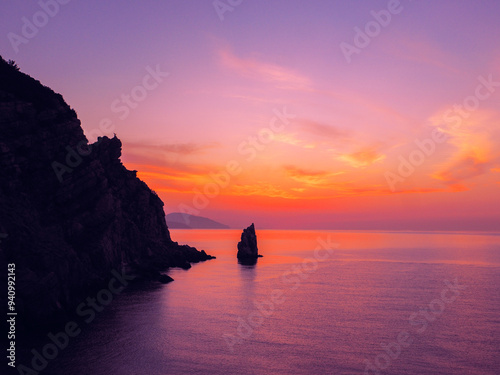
[166,212,230,229]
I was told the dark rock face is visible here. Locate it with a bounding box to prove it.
[237,223,261,264]
[0,57,214,328]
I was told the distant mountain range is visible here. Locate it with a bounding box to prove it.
[166,213,230,229]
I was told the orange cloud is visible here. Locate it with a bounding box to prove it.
[338,147,386,168]
[273,132,305,147]
[284,165,343,185]
[124,162,219,194]
[229,183,299,199]
[432,156,493,185]
[428,108,500,185]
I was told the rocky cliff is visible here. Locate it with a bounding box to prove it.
[0,57,213,328]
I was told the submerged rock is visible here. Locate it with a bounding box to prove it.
[237,223,262,264]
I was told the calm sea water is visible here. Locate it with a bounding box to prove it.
[37,230,499,374]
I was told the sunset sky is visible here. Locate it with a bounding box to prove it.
[2,1,500,230]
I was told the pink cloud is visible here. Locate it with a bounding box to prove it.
[218,47,312,90]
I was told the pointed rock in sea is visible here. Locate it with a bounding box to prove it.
[237,223,262,261]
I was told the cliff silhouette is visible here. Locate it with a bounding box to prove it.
[0,57,213,328]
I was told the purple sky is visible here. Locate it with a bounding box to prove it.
[2,1,500,230]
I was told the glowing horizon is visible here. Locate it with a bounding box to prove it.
[2,1,499,230]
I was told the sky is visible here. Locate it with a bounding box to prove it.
[1,0,500,230]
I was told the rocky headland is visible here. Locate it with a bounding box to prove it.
[0,57,214,329]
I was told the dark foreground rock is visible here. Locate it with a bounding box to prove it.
[158,274,175,284]
[0,57,214,329]
[237,223,262,264]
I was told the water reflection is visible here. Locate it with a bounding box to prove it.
[237,257,259,266]
[39,230,500,375]
[238,259,258,313]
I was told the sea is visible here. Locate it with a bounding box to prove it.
[26,230,500,374]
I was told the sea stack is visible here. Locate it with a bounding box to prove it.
[237,223,262,264]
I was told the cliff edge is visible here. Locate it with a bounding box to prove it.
[0,57,213,328]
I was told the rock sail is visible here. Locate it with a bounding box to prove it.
[237,223,262,264]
